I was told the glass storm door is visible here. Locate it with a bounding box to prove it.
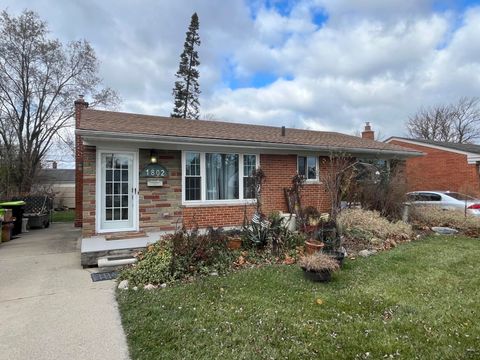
[100,152,136,231]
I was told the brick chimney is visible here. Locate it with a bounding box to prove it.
[361,122,375,140]
[74,95,89,228]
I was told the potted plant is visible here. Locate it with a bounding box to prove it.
[304,238,324,254]
[227,235,242,250]
[299,252,340,282]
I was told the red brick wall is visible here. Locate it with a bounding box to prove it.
[183,154,331,228]
[183,205,256,228]
[262,154,331,212]
[389,140,480,196]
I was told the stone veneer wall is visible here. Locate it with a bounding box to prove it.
[82,146,96,237]
[81,148,183,237]
[138,149,182,232]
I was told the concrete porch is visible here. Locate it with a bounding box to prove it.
[80,230,171,267]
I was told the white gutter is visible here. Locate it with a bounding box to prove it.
[77,129,423,158]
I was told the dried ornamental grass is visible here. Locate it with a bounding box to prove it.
[410,206,480,236]
[299,252,340,272]
[338,208,413,241]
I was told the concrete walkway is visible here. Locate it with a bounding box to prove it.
[0,223,130,360]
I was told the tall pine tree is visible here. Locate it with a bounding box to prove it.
[171,13,201,119]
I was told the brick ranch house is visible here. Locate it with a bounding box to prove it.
[386,137,480,196]
[75,98,420,266]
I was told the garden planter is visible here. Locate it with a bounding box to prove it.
[301,267,332,282]
[227,237,242,250]
[305,239,324,254]
[323,247,346,267]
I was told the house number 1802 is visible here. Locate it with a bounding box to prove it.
[145,169,166,177]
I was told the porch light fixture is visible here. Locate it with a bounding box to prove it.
[149,150,158,164]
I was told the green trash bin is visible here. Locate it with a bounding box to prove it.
[0,201,26,236]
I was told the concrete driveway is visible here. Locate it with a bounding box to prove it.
[0,223,129,360]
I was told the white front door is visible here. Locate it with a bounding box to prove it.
[99,151,137,232]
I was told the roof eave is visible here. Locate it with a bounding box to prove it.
[77,129,423,158]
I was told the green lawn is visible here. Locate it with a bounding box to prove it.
[117,236,480,359]
[51,209,75,222]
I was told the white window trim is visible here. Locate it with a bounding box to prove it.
[181,151,259,206]
[297,155,320,183]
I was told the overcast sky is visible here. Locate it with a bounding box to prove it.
[4,0,480,142]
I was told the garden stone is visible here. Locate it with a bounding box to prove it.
[359,249,377,257]
[160,283,167,288]
[118,280,129,290]
[144,284,156,290]
[210,271,219,276]
[432,227,458,235]
[132,286,138,291]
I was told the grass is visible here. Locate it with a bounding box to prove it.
[51,209,75,222]
[117,236,480,359]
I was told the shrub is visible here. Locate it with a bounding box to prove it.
[338,208,413,243]
[243,211,306,254]
[410,206,480,236]
[299,252,340,272]
[169,226,234,278]
[345,161,407,221]
[119,242,172,286]
[120,226,236,286]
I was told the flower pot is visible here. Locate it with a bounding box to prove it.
[227,237,242,250]
[301,267,332,282]
[305,239,324,254]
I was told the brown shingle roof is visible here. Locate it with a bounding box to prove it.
[79,109,419,155]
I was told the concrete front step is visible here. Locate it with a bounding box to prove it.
[80,231,167,267]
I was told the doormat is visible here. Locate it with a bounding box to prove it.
[91,271,118,282]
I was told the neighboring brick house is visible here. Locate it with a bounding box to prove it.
[386,137,480,196]
[75,97,420,265]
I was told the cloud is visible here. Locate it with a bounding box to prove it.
[2,0,480,142]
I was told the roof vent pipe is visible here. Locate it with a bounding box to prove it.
[281,126,286,136]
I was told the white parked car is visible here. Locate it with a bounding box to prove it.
[406,191,480,216]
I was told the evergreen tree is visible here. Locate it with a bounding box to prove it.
[171,13,201,119]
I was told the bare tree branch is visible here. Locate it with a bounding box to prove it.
[407,97,480,143]
[0,10,119,194]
